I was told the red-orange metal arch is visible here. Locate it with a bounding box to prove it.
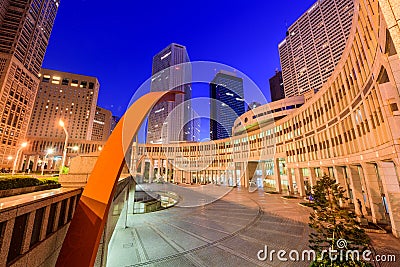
[56,91,181,267]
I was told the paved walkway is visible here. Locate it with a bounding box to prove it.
[107,186,400,267]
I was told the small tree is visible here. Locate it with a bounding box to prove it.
[309,174,371,266]
[60,166,69,174]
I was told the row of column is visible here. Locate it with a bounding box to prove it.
[136,157,400,237]
[138,158,282,189]
[281,162,400,238]
[13,154,69,173]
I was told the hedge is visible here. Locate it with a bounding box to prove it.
[0,177,59,190]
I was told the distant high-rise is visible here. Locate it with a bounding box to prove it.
[278,0,354,97]
[269,70,285,102]
[92,106,112,141]
[28,69,100,140]
[247,101,262,111]
[0,0,60,167]
[147,43,192,144]
[110,115,120,133]
[183,116,201,142]
[210,71,245,140]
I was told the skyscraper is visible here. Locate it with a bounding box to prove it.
[92,106,112,141]
[278,0,354,97]
[110,115,120,133]
[184,109,201,142]
[0,0,60,167]
[27,69,100,140]
[210,70,245,140]
[147,43,192,144]
[269,70,285,102]
[247,101,262,111]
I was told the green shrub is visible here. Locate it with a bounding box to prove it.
[0,177,59,190]
[60,166,69,174]
[39,179,59,185]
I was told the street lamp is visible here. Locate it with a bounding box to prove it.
[41,148,54,175]
[59,119,69,175]
[12,142,28,175]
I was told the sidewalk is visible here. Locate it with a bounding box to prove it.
[254,190,400,265]
[107,187,399,266]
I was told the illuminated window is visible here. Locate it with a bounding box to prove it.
[161,51,171,60]
[42,75,50,83]
[62,78,69,85]
[71,79,78,87]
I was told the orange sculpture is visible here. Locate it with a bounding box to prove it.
[56,91,181,267]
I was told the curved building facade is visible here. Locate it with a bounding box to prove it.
[232,95,305,136]
[133,0,400,238]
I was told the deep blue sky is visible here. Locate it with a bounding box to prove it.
[43,0,316,118]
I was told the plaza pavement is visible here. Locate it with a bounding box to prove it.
[107,185,400,267]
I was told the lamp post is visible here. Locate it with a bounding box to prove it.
[41,148,54,175]
[66,145,79,166]
[59,119,69,175]
[12,142,28,175]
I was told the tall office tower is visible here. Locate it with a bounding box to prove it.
[147,43,192,144]
[192,117,200,142]
[184,109,201,142]
[110,115,120,133]
[27,69,100,140]
[247,101,262,111]
[269,70,285,102]
[0,0,59,167]
[91,106,112,141]
[210,70,245,140]
[278,0,354,97]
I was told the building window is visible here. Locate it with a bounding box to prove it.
[62,78,69,85]
[390,103,399,112]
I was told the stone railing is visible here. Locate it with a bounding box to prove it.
[0,188,82,267]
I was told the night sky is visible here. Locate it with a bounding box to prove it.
[43,0,316,123]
